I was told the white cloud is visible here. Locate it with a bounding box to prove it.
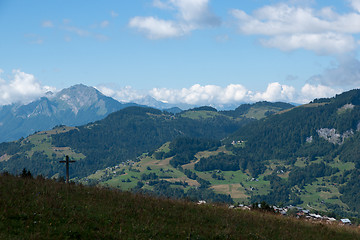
[250,82,296,102]
[150,83,301,105]
[62,25,90,37]
[170,0,221,26]
[300,84,341,102]
[231,5,360,36]
[110,10,119,18]
[231,3,360,54]
[153,0,173,9]
[260,33,356,55]
[0,70,56,105]
[96,85,144,102]
[42,20,54,28]
[150,84,249,105]
[92,21,110,29]
[149,83,342,105]
[100,21,109,28]
[223,84,248,102]
[349,0,360,12]
[9,70,42,96]
[0,71,344,108]
[42,15,111,42]
[129,17,189,39]
[215,34,229,42]
[308,56,360,87]
[129,0,220,39]
[98,81,343,106]
[56,22,109,41]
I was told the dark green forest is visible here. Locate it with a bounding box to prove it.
[220,89,360,214]
[0,106,249,178]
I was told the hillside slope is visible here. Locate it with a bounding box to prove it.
[221,101,294,119]
[0,106,251,179]
[1,174,359,240]
[215,89,360,216]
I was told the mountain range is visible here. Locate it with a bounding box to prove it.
[0,84,139,143]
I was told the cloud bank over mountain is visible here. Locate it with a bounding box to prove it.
[0,69,55,105]
[0,68,355,108]
[148,82,340,105]
[97,82,341,106]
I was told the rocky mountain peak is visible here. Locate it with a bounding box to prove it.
[56,84,104,114]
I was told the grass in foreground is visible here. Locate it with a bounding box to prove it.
[1,174,360,240]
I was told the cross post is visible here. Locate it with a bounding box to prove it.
[59,155,76,184]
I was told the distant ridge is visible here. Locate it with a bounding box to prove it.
[132,95,193,110]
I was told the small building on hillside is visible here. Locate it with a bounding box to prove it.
[340,218,351,225]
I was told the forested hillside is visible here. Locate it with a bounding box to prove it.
[217,89,360,216]
[0,100,293,179]
[228,90,360,162]
[0,106,249,178]
[226,90,360,172]
[221,101,294,119]
[50,107,247,177]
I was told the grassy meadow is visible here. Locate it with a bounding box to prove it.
[1,173,360,239]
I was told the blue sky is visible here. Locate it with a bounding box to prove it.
[0,0,360,107]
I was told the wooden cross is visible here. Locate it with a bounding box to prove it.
[59,155,76,184]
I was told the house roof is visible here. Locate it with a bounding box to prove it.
[341,218,351,223]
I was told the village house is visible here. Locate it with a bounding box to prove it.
[341,218,352,225]
[225,203,355,226]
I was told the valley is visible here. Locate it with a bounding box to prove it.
[82,144,356,219]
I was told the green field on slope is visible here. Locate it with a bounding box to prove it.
[1,174,359,240]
